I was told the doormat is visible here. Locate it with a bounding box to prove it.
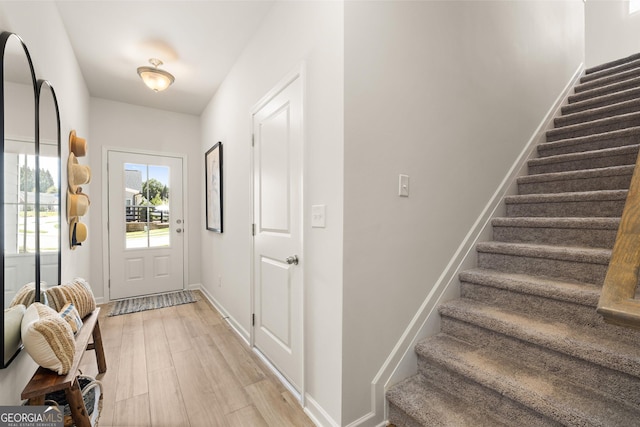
[108,290,197,317]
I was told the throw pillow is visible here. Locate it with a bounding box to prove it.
[10,282,48,308]
[59,303,83,335]
[21,303,75,375]
[47,278,96,317]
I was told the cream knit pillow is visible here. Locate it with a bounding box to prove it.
[21,303,75,375]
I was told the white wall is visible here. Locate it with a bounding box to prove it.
[586,0,640,67]
[0,0,90,404]
[343,1,585,425]
[88,98,201,300]
[200,2,344,425]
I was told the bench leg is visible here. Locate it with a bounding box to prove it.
[65,378,91,427]
[92,318,107,374]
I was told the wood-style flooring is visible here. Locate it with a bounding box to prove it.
[79,291,314,427]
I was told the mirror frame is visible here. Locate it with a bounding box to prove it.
[1,31,38,368]
[35,79,61,290]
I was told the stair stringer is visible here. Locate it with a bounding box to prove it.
[350,63,584,427]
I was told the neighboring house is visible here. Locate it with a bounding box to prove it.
[0,1,639,426]
[124,168,142,207]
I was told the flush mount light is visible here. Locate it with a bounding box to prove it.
[137,58,175,92]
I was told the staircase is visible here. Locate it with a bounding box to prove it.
[386,53,640,427]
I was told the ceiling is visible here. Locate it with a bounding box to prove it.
[54,1,274,116]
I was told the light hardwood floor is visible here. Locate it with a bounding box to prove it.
[79,291,315,427]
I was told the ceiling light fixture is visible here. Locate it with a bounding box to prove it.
[137,58,174,92]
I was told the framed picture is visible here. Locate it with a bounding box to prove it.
[205,142,223,232]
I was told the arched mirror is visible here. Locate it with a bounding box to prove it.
[1,32,38,368]
[36,80,61,291]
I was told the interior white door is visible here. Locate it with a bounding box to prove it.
[252,72,303,394]
[108,151,184,300]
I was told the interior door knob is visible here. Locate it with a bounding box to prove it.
[286,255,299,265]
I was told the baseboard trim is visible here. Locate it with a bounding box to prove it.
[359,62,585,426]
[195,284,250,345]
[304,394,341,427]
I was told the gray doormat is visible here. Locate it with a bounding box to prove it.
[108,290,197,316]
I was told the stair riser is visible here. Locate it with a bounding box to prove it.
[581,61,640,84]
[576,68,640,93]
[416,358,559,427]
[461,282,640,345]
[584,53,640,76]
[388,404,424,427]
[492,225,617,248]
[517,173,632,195]
[537,132,640,157]
[505,199,624,218]
[546,116,640,142]
[569,78,640,104]
[563,88,640,115]
[460,282,599,327]
[477,251,608,284]
[528,152,638,174]
[438,317,640,413]
[554,103,640,128]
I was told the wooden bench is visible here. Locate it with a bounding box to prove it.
[21,307,107,427]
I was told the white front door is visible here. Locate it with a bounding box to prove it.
[108,150,184,300]
[252,70,304,394]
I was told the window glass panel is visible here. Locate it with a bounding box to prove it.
[125,163,148,249]
[148,165,170,248]
[631,0,640,14]
[124,163,170,249]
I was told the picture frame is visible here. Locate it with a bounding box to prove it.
[205,142,223,232]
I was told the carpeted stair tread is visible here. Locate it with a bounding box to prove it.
[575,67,640,94]
[492,216,619,231]
[415,333,640,427]
[568,75,640,104]
[564,86,640,115]
[582,55,640,83]
[517,165,634,194]
[546,111,640,142]
[504,189,627,219]
[536,126,640,158]
[554,97,640,128]
[386,375,511,427]
[437,299,640,379]
[459,268,601,307]
[505,189,627,203]
[528,144,638,174]
[491,216,619,247]
[476,241,611,265]
[504,191,627,218]
[584,52,640,76]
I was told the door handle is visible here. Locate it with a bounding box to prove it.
[286,255,299,265]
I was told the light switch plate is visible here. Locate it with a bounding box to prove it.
[399,174,409,197]
[312,205,326,228]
